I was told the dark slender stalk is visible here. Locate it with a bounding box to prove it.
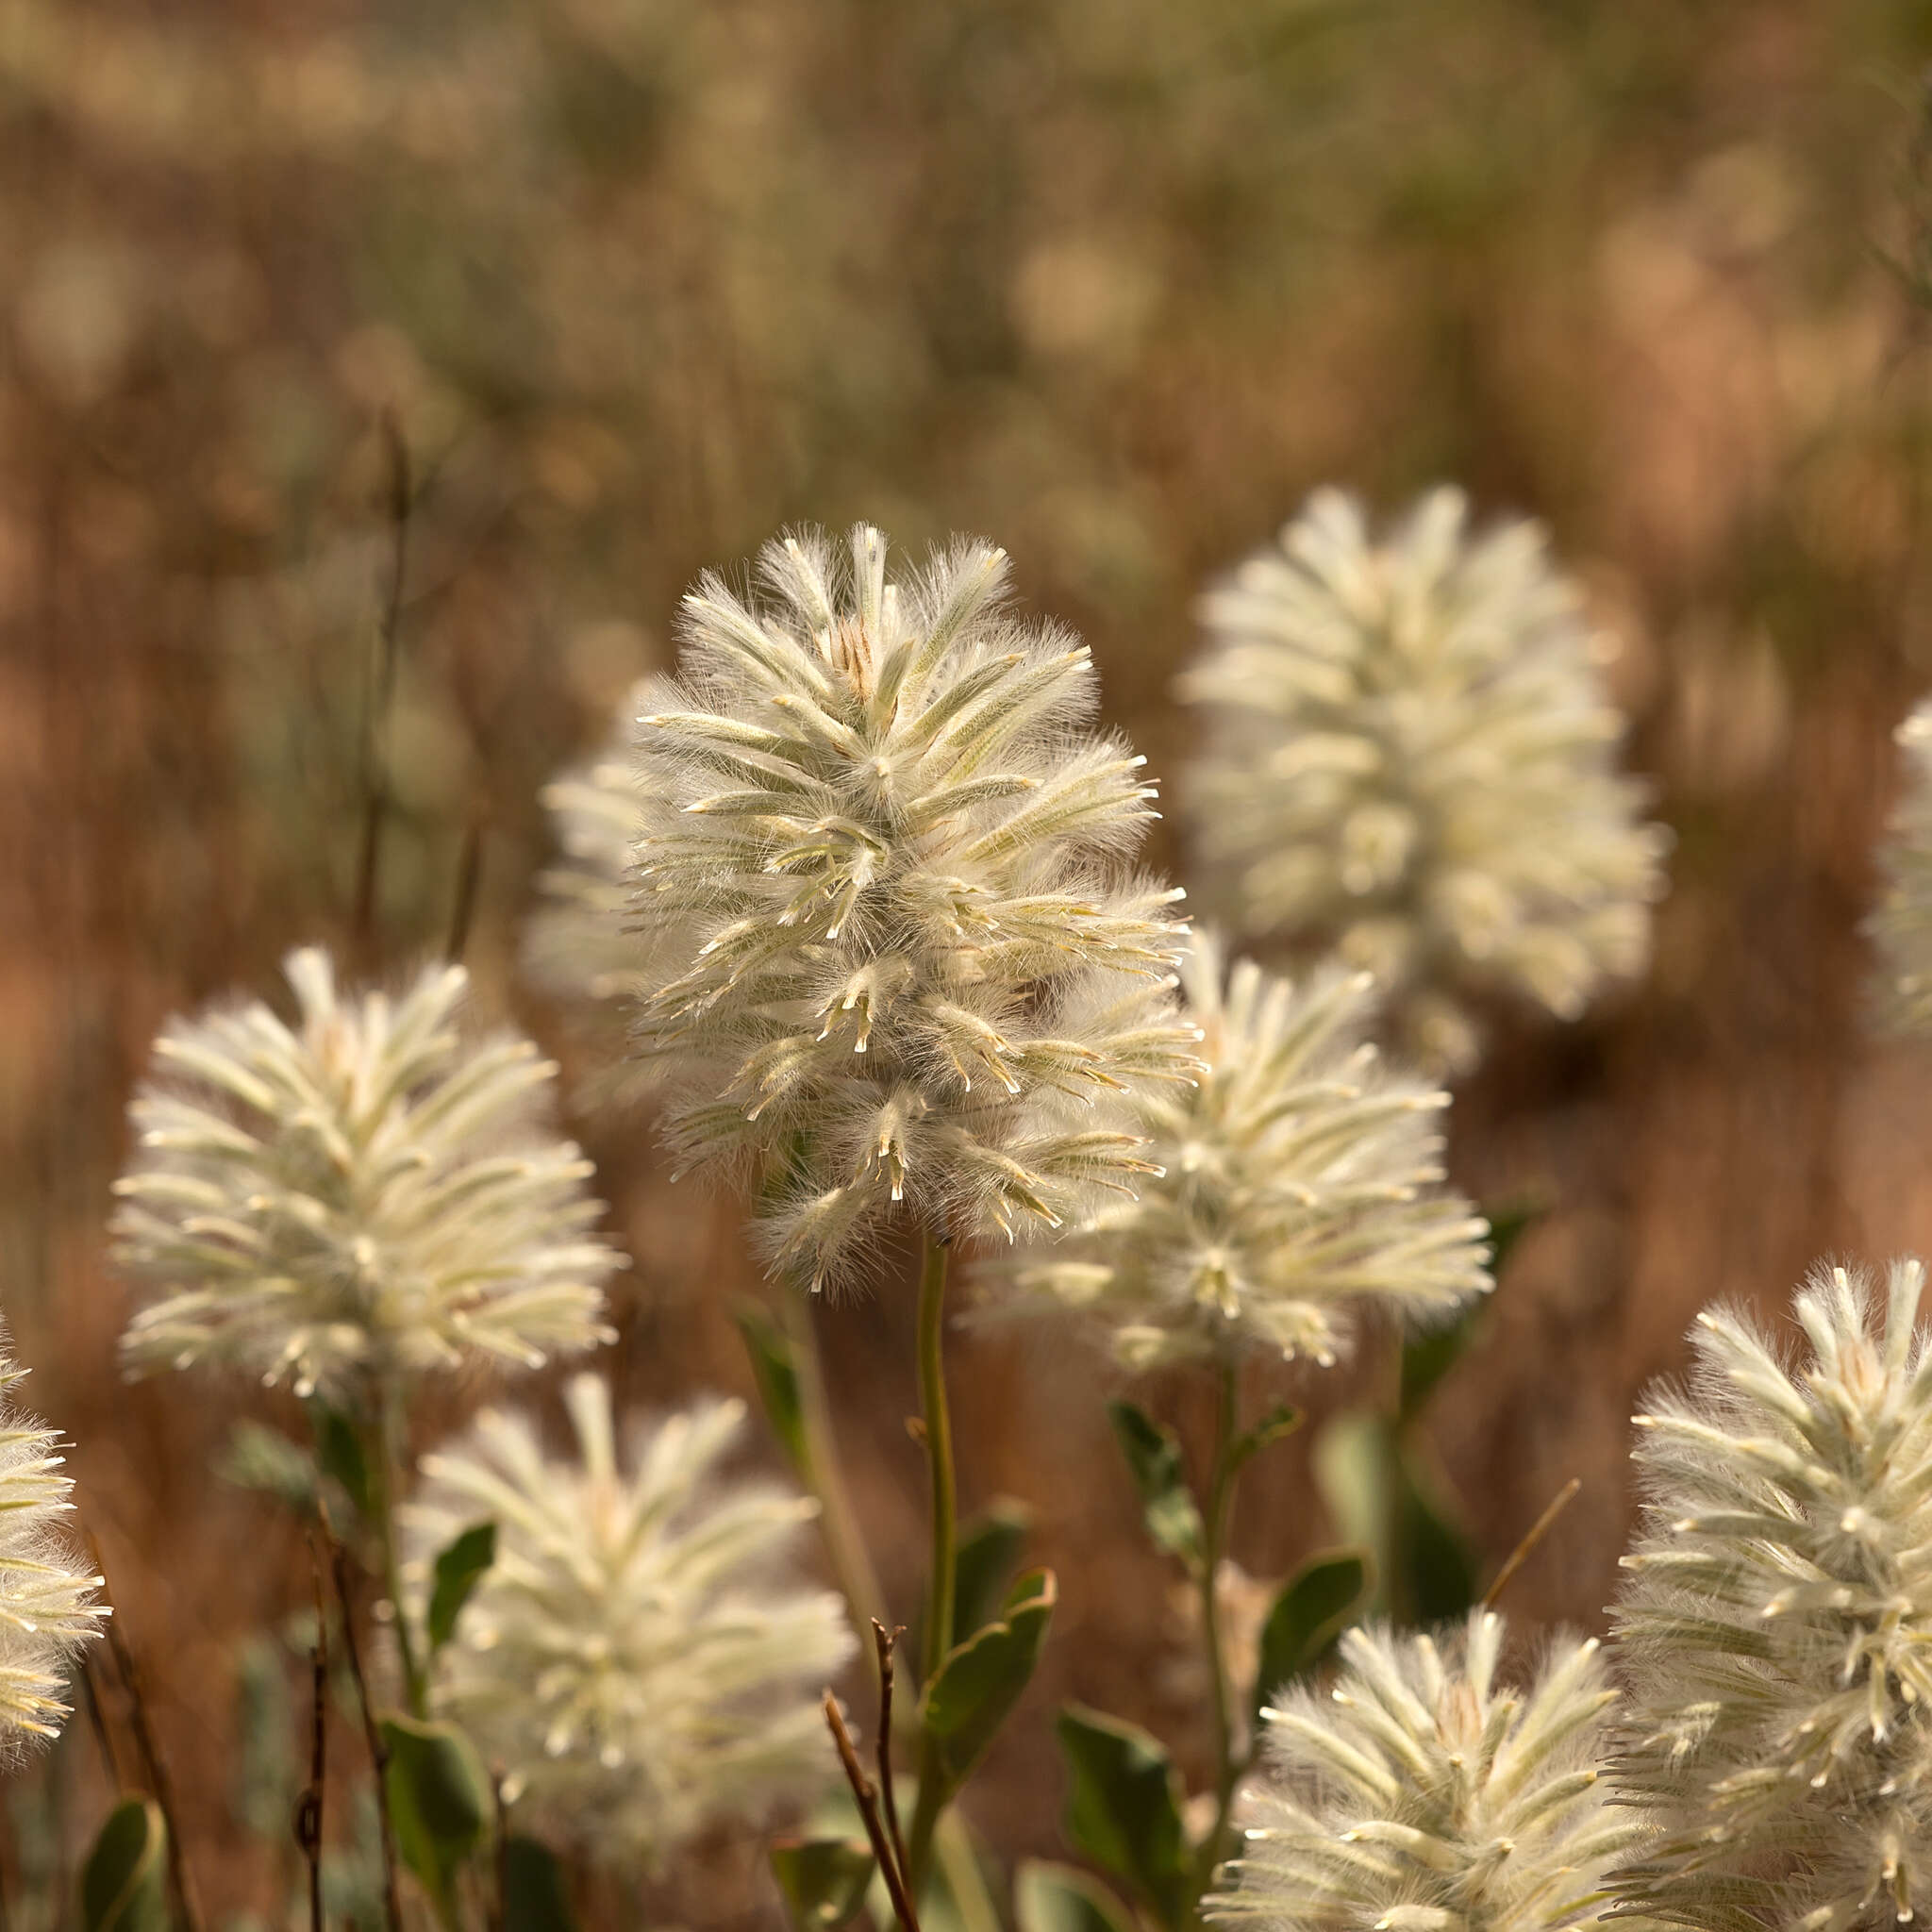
[906,1231,957,1891]
[1196,1360,1243,1898]
[90,1550,204,1932]
[490,1765,510,1932]
[370,1376,426,1719]
[297,1552,327,1932]
[824,1694,921,1932]
[321,1507,406,1932]
[75,1650,122,1790]
[444,818,484,965]
[871,1623,913,1894]
[351,412,412,966]
[1482,1477,1582,1611]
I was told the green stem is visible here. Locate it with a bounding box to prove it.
[908,1231,957,1892]
[1196,1359,1242,1903]
[374,1377,427,1720]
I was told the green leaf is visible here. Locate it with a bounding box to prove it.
[770,1838,875,1932]
[1226,1402,1301,1478]
[503,1836,577,1932]
[219,1421,319,1517]
[1056,1706,1191,1932]
[426,1522,496,1654]
[1395,1453,1478,1626]
[1106,1402,1203,1575]
[1398,1303,1486,1424]
[952,1499,1031,1641]
[1014,1861,1137,1932]
[381,1713,490,1926]
[920,1569,1058,1799]
[308,1402,374,1523]
[81,1798,169,1932]
[734,1303,810,1476]
[1481,1197,1545,1283]
[1251,1549,1369,1730]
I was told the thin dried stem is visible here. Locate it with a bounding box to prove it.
[1481,1476,1581,1611]
[319,1504,405,1932]
[296,1548,327,1932]
[871,1624,913,1896]
[89,1545,204,1932]
[824,1692,921,1932]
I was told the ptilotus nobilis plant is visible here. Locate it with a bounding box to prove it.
[1210,1612,1646,1932]
[404,1376,853,1874]
[1614,1260,1932,1932]
[111,947,623,1402]
[989,929,1491,1372]
[0,1341,106,1758]
[1177,488,1670,1074]
[625,523,1202,1293]
[1867,699,1932,1038]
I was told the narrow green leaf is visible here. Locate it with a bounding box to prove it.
[1482,1197,1545,1283]
[733,1302,810,1476]
[80,1798,169,1932]
[1395,1453,1478,1626]
[1226,1402,1302,1478]
[770,1838,875,1932]
[953,1499,1031,1641]
[381,1713,490,1925]
[1056,1706,1191,1932]
[1398,1304,1486,1424]
[503,1836,578,1932]
[1106,1401,1203,1575]
[1251,1549,1369,1730]
[426,1522,496,1654]
[920,1569,1058,1798]
[1014,1861,1137,1932]
[308,1402,374,1523]
[219,1421,320,1517]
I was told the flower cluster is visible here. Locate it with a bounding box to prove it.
[0,1345,107,1757]
[405,1376,853,1871]
[627,524,1200,1291]
[112,948,621,1402]
[1213,1611,1641,1932]
[1614,1259,1932,1931]
[1868,701,1932,1037]
[1178,487,1668,1073]
[991,932,1490,1372]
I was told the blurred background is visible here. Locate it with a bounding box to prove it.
[8,0,1932,1923]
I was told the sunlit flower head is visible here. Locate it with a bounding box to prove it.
[989,932,1490,1372]
[1868,701,1932,1038]
[1213,1612,1643,1932]
[628,523,1201,1291]
[1178,487,1669,1074]
[0,1344,107,1757]
[1613,1258,1932,1931]
[112,948,622,1401]
[405,1376,854,1871]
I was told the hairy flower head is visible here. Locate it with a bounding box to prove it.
[1178,487,1669,1073]
[629,524,1200,1291]
[990,932,1490,1372]
[1867,702,1932,1038]
[112,948,622,1401]
[0,1345,107,1757]
[405,1376,854,1870]
[1213,1612,1642,1932]
[1613,1258,1932,1932]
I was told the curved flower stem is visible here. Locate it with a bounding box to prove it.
[1197,1359,1243,1901]
[908,1231,957,1893]
[373,1374,427,1720]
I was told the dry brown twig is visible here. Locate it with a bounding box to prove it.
[824,1681,922,1932]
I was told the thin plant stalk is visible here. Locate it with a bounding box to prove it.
[1197,1360,1242,1898]
[907,1233,958,1894]
[371,1375,427,1721]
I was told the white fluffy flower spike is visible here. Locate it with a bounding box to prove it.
[1614,1258,1932,1932]
[1868,701,1932,1037]
[1178,487,1669,1073]
[0,1343,107,1757]
[112,949,622,1401]
[1212,1612,1643,1932]
[629,524,1201,1291]
[991,932,1491,1373]
[405,1376,854,1871]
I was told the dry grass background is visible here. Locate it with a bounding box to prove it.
[7,0,1932,1923]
